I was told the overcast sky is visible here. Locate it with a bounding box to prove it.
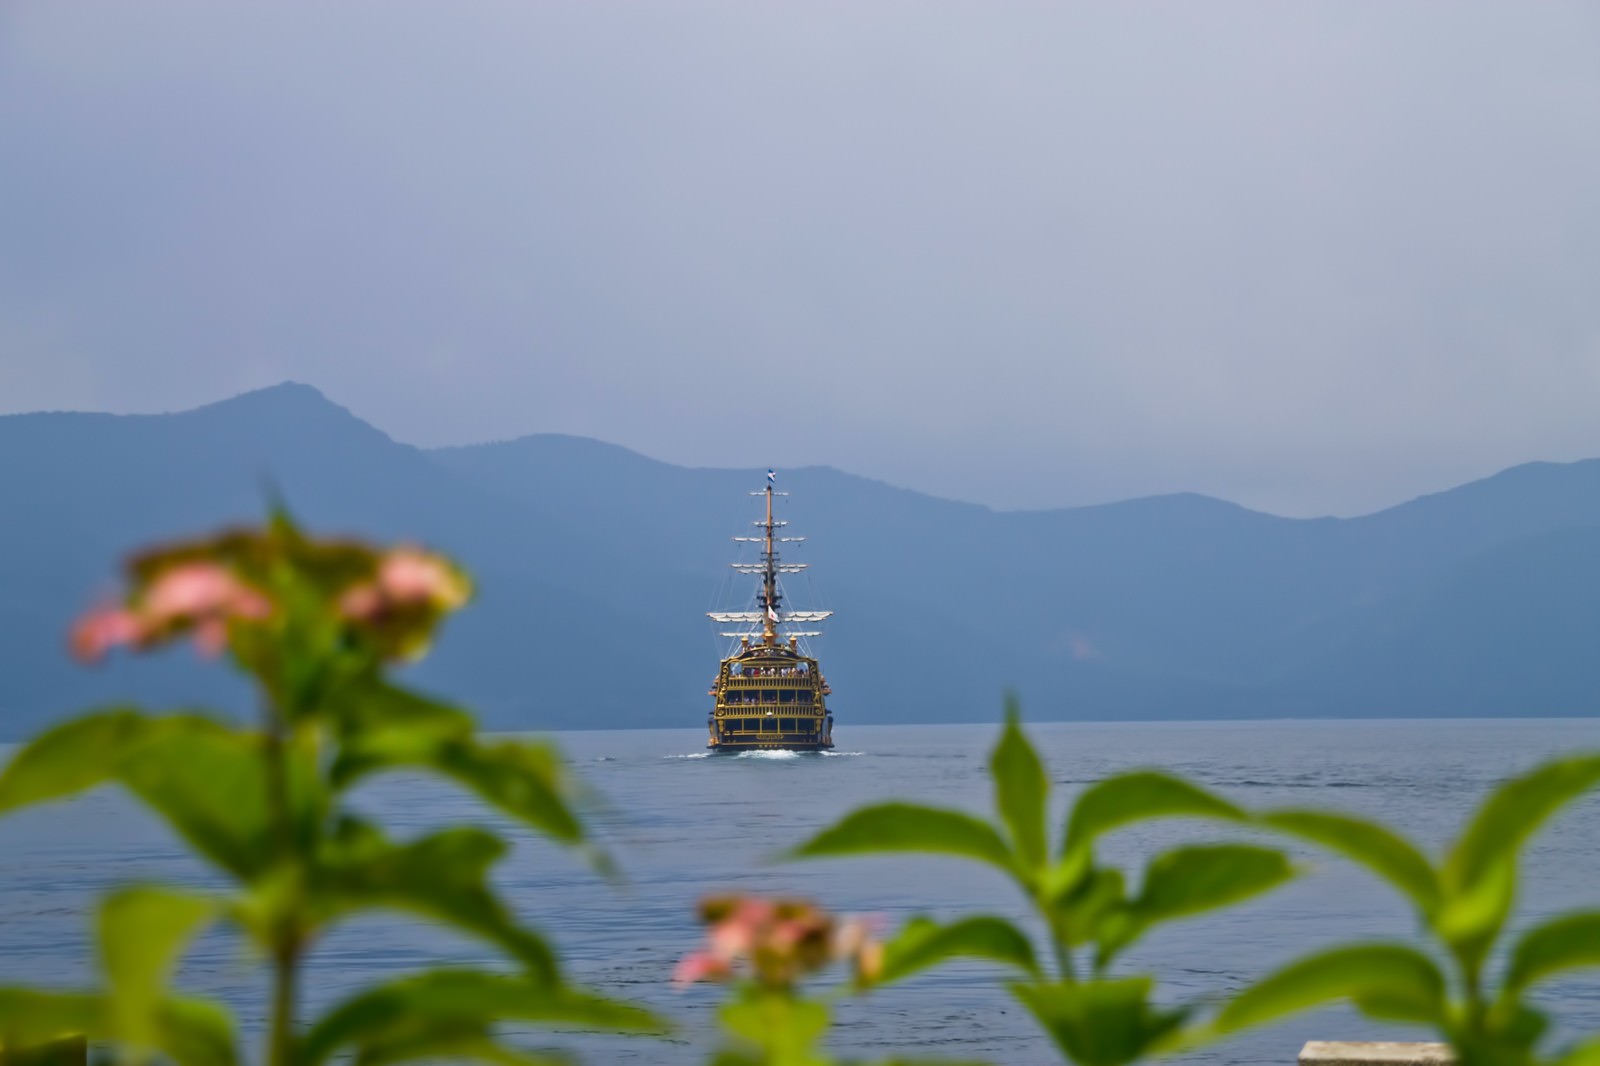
[2,3,1598,517]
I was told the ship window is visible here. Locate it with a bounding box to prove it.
[779,690,794,703]
[763,690,777,702]
[739,718,756,731]
[779,718,796,732]
[761,718,777,732]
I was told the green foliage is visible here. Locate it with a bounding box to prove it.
[791,804,1015,874]
[1211,944,1447,1033]
[0,514,662,1066]
[718,992,831,1066]
[1061,771,1245,858]
[791,706,1296,1065]
[1225,753,1600,1066]
[1256,811,1440,914]
[299,971,662,1066]
[873,916,1038,986]
[1011,978,1187,1066]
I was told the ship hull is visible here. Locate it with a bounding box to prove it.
[708,738,834,753]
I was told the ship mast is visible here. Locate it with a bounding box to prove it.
[760,473,779,645]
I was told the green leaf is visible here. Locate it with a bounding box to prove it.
[0,990,236,1066]
[1100,845,1295,966]
[0,709,209,814]
[0,989,100,1048]
[990,698,1049,871]
[1261,810,1440,916]
[300,970,665,1066]
[874,916,1039,986]
[1039,846,1094,907]
[433,741,584,844]
[1212,944,1446,1035]
[719,993,829,1063]
[311,825,560,981]
[1011,978,1188,1066]
[1447,754,1600,892]
[1505,911,1600,993]
[327,680,475,746]
[0,1034,87,1066]
[1554,1038,1600,1066]
[99,886,217,1053]
[150,998,239,1066]
[790,803,1015,876]
[1132,844,1294,925]
[1433,755,1600,1013]
[1434,855,1516,978]
[115,722,273,879]
[333,737,583,846]
[1050,867,1127,949]
[0,711,275,880]
[1061,772,1244,858]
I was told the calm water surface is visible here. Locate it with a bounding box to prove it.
[2,719,1598,1065]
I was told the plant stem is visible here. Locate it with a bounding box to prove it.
[270,941,299,1066]
[1047,914,1077,984]
[263,700,300,1066]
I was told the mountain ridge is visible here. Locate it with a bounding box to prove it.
[1,381,1597,737]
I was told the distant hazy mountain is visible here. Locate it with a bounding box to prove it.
[1,382,1596,738]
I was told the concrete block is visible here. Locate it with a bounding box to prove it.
[1300,1041,1456,1066]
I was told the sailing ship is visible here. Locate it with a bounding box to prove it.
[705,470,834,751]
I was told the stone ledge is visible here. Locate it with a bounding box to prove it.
[1300,1042,1456,1066]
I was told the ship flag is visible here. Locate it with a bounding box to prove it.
[767,468,776,483]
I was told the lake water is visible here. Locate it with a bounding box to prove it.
[2,719,1599,1065]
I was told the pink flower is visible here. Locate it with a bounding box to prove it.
[672,951,733,986]
[141,562,270,626]
[377,549,469,609]
[72,561,271,662]
[338,583,383,621]
[677,894,877,991]
[708,898,774,960]
[70,605,144,662]
[141,563,238,622]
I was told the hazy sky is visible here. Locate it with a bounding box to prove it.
[3,3,1598,517]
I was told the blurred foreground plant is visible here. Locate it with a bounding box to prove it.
[0,513,663,1066]
[788,703,1296,1066]
[676,895,891,1066]
[1208,752,1600,1066]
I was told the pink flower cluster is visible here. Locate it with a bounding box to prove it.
[673,895,883,990]
[72,561,271,661]
[338,547,470,621]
